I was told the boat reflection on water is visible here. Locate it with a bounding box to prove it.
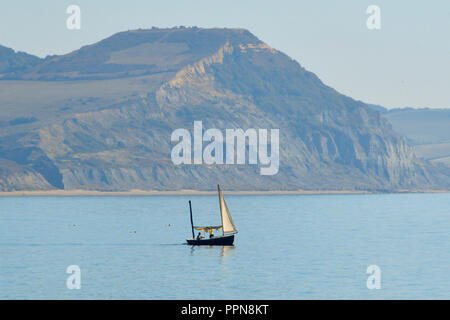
[188,244,235,259]
[221,245,234,258]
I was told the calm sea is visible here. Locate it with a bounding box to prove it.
[0,193,449,299]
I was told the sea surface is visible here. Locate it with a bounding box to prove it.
[0,193,449,299]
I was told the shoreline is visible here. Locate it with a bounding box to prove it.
[0,189,449,196]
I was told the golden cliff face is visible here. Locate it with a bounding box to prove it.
[156,42,235,108]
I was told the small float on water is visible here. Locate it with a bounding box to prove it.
[186,185,237,246]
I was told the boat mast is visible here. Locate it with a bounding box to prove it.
[189,200,195,239]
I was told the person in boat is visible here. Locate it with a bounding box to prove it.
[209,230,215,239]
[196,232,203,240]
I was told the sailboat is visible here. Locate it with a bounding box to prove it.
[186,185,237,246]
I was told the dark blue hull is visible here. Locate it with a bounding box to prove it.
[186,235,234,246]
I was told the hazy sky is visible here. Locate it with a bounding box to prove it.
[1,0,449,109]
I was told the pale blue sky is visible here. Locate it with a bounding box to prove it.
[1,0,449,109]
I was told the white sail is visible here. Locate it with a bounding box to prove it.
[218,185,237,234]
